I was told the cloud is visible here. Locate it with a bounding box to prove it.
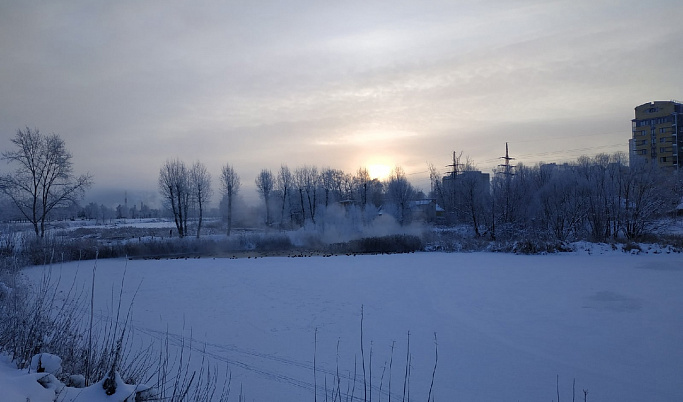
[0,0,681,206]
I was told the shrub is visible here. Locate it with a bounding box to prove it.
[622,242,642,253]
[254,233,293,251]
[346,234,423,254]
[0,261,232,401]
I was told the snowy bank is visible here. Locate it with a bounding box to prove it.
[11,250,683,401]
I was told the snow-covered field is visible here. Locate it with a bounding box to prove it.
[9,248,683,401]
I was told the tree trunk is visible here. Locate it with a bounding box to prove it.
[176,191,184,237]
[299,189,306,225]
[280,187,287,228]
[196,197,203,238]
[227,192,233,236]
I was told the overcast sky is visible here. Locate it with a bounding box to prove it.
[1,1,682,207]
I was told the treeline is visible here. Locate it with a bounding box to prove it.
[431,152,683,242]
[159,151,682,244]
[158,159,424,238]
[2,127,681,244]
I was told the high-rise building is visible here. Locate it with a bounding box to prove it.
[630,100,683,170]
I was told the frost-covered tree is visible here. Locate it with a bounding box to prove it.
[220,163,240,236]
[190,161,212,238]
[385,166,415,225]
[353,167,371,208]
[621,158,680,239]
[294,166,319,225]
[0,128,92,237]
[456,162,491,237]
[276,165,293,228]
[159,159,191,237]
[430,155,491,234]
[320,167,346,207]
[536,165,585,241]
[255,169,274,226]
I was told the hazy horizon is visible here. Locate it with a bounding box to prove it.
[1,1,682,208]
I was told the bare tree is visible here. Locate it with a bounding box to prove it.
[621,158,680,239]
[159,159,191,237]
[354,167,371,208]
[190,161,212,238]
[575,154,613,241]
[456,159,491,237]
[386,166,415,225]
[320,167,346,207]
[276,165,293,228]
[0,128,92,237]
[294,166,319,225]
[537,166,584,241]
[255,169,274,226]
[220,163,241,236]
[428,162,445,210]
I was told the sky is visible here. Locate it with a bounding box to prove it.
[1,0,682,207]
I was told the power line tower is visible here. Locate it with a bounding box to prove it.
[497,142,515,225]
[441,150,464,224]
[497,142,515,177]
[446,150,463,179]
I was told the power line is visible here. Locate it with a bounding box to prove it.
[481,142,625,164]
[497,142,515,177]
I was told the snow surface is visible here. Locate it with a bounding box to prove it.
[8,250,683,401]
[30,353,62,376]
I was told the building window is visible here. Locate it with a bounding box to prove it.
[660,128,667,133]
[660,137,667,143]
[659,157,668,163]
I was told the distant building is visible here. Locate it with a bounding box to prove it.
[409,198,438,222]
[442,170,490,190]
[630,100,683,170]
[439,170,490,225]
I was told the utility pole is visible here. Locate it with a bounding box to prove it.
[443,150,464,225]
[446,151,463,179]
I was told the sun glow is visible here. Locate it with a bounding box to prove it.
[367,164,392,180]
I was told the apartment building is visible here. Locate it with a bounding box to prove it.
[630,100,683,170]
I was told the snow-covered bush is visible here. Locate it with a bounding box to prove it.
[0,257,234,401]
[31,353,62,375]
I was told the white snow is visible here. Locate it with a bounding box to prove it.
[5,250,683,401]
[30,353,62,376]
[0,355,57,402]
[1,353,149,402]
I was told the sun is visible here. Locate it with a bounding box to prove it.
[367,164,392,180]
